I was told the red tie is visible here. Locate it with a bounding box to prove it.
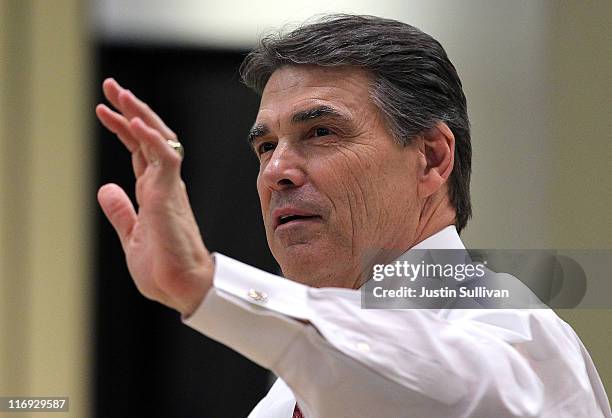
[292,404,304,418]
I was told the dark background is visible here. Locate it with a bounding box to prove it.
[94,44,277,417]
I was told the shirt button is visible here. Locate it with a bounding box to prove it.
[247,289,268,303]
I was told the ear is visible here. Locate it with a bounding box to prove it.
[417,122,455,198]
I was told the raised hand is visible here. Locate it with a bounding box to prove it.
[96,78,213,316]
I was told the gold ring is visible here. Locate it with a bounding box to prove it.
[167,139,184,158]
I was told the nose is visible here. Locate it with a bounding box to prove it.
[259,141,306,191]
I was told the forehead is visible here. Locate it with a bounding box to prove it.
[257,65,375,120]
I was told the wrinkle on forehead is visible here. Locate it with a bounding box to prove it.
[256,65,377,129]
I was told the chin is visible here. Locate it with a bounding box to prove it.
[275,243,337,287]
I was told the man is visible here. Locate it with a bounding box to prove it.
[96,14,611,418]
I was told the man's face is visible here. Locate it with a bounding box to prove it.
[251,65,423,288]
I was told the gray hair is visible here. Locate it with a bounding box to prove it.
[240,14,472,232]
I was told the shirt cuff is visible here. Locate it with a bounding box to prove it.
[182,252,311,368]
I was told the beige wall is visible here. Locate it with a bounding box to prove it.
[550,2,612,248]
[0,0,92,417]
[549,1,612,396]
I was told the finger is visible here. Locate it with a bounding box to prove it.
[96,104,148,177]
[118,89,178,140]
[97,183,137,247]
[102,77,124,112]
[96,104,139,152]
[102,77,177,140]
[129,117,182,183]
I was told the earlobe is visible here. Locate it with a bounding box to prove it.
[417,122,455,198]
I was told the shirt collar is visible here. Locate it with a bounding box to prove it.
[410,225,465,250]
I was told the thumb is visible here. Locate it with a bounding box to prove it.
[98,183,137,247]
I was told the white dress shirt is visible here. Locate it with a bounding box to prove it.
[184,226,611,417]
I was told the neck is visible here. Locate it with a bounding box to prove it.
[345,197,455,289]
[342,191,456,290]
[412,189,456,248]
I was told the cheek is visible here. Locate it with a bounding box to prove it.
[314,148,382,231]
[334,146,416,234]
[337,147,386,207]
[376,158,420,227]
[256,175,271,219]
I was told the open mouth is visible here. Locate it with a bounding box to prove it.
[272,206,323,230]
[278,214,318,225]
[275,212,321,230]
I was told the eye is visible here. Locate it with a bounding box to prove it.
[313,127,331,137]
[257,141,276,155]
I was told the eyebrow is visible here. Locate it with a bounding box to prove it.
[247,105,350,148]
